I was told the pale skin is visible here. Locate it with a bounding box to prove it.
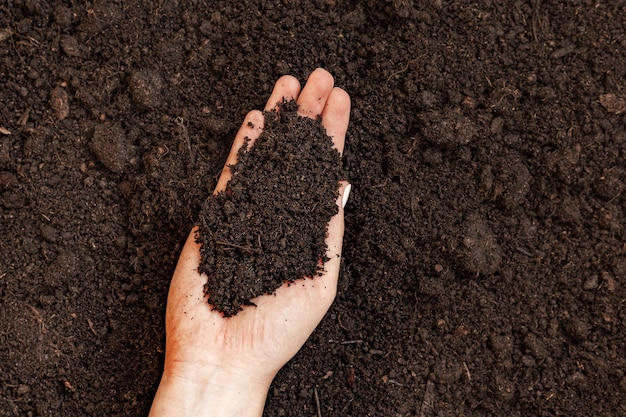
[149,68,351,417]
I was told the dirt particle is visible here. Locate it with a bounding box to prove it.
[53,6,73,27]
[593,168,624,201]
[49,86,70,121]
[17,384,30,395]
[420,109,477,149]
[129,69,164,110]
[0,27,12,42]
[583,275,599,290]
[562,317,590,341]
[40,225,60,242]
[90,124,133,174]
[493,151,531,210]
[599,93,626,114]
[490,116,504,134]
[0,171,18,190]
[60,35,80,57]
[524,333,549,360]
[1,191,25,208]
[45,251,79,287]
[494,374,516,401]
[555,195,581,224]
[433,356,463,384]
[566,371,587,388]
[457,213,502,275]
[490,333,513,358]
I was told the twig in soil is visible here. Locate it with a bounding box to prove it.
[314,387,322,417]
[607,189,623,204]
[384,56,425,87]
[463,362,471,381]
[327,339,363,345]
[337,312,349,331]
[18,107,31,126]
[385,61,411,87]
[87,318,98,336]
[215,240,260,254]
[27,305,45,333]
[175,116,192,155]
[419,380,435,417]
[340,398,354,413]
[340,340,363,345]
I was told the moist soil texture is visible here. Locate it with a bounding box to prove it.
[1,1,625,416]
[196,100,341,317]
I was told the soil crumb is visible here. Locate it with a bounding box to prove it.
[196,100,342,317]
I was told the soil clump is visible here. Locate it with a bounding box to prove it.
[196,100,342,316]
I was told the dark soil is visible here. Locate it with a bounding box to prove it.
[1,1,625,416]
[196,100,341,317]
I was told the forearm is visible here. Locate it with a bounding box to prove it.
[149,369,270,417]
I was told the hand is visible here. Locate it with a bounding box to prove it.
[149,68,351,417]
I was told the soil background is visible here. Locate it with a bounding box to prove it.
[1,1,625,416]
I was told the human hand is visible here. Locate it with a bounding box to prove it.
[149,68,351,417]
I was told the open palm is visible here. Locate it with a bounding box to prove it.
[150,69,350,417]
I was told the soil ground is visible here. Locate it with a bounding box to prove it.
[1,1,625,416]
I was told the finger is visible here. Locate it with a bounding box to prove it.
[167,227,205,313]
[320,87,351,156]
[213,110,264,194]
[297,68,335,119]
[264,75,301,111]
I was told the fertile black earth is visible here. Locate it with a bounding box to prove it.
[196,100,342,317]
[1,1,625,416]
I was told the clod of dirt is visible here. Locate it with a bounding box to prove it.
[1,191,24,209]
[45,251,79,288]
[0,171,18,190]
[492,151,531,210]
[40,225,60,242]
[60,35,80,57]
[456,213,502,275]
[562,317,590,341]
[53,5,73,27]
[524,333,549,360]
[593,167,624,201]
[419,109,478,149]
[49,86,70,121]
[433,356,463,384]
[90,124,133,174]
[129,69,164,109]
[599,93,626,114]
[196,100,342,317]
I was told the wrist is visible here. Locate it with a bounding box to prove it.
[149,364,272,417]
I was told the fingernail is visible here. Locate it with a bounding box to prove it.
[341,183,352,209]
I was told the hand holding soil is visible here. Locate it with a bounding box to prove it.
[149,69,351,417]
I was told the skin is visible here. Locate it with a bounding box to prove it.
[149,68,351,417]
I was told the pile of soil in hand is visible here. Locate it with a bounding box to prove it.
[196,100,342,317]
